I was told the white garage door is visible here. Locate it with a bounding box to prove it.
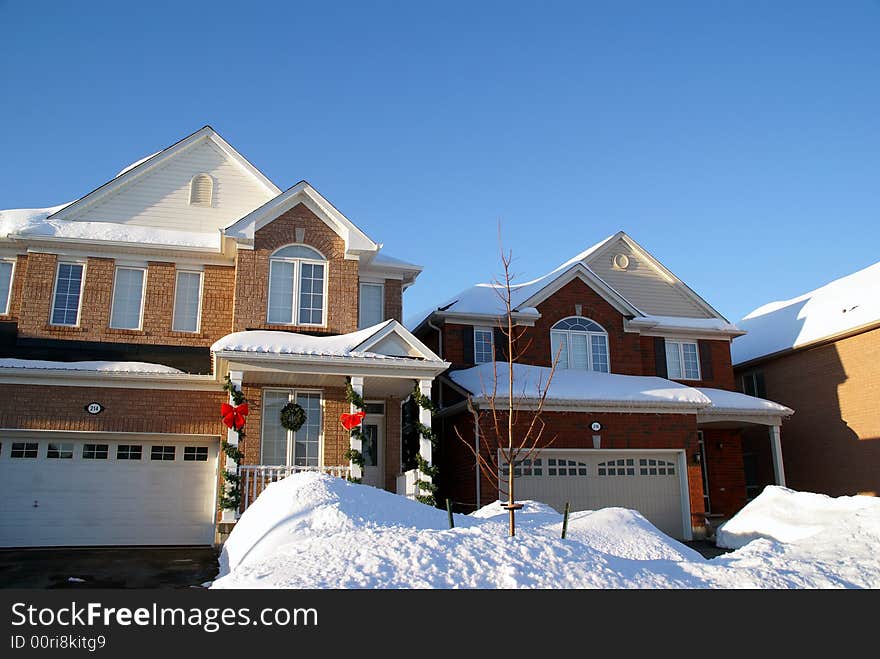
[507,450,688,538]
[0,437,219,547]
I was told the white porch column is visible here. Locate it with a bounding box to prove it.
[769,424,786,487]
[418,379,433,490]
[221,370,244,522]
[349,376,364,481]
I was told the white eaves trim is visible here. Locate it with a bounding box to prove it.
[625,315,746,339]
[224,181,378,256]
[47,126,281,222]
[0,368,220,391]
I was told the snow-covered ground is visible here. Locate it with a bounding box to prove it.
[211,474,880,589]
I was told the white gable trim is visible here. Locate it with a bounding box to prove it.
[47,126,281,222]
[586,232,729,321]
[224,181,378,256]
[354,320,444,362]
[517,263,643,317]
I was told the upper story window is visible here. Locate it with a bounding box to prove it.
[474,327,494,364]
[110,266,146,330]
[358,282,384,328]
[666,339,700,380]
[51,262,85,326]
[741,371,766,398]
[267,244,327,326]
[0,259,14,315]
[173,270,203,333]
[550,317,609,372]
[189,173,213,206]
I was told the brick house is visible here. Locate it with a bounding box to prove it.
[410,233,793,539]
[733,261,880,500]
[0,127,447,547]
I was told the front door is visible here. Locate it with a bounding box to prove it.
[361,416,384,488]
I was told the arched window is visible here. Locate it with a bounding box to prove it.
[189,173,213,206]
[267,244,327,326]
[550,317,609,372]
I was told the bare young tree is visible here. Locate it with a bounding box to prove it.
[455,228,561,537]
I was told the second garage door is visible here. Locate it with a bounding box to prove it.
[507,450,688,538]
[0,436,219,548]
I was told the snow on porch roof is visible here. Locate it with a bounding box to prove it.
[696,387,793,417]
[449,362,711,410]
[0,358,184,374]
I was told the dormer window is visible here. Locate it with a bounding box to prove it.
[189,173,213,206]
[550,317,609,372]
[267,244,327,326]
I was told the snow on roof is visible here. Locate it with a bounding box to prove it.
[0,358,183,374]
[364,252,422,271]
[631,315,742,334]
[211,321,430,361]
[450,362,711,409]
[0,203,74,239]
[696,387,792,416]
[115,151,161,178]
[732,260,880,365]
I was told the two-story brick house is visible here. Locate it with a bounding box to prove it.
[0,127,447,548]
[411,233,793,539]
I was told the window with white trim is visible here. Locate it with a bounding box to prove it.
[51,263,85,326]
[184,446,209,462]
[267,245,327,326]
[110,266,146,330]
[11,442,38,458]
[665,340,700,380]
[0,260,14,315]
[598,458,635,476]
[638,458,676,476]
[358,282,384,328]
[473,327,494,364]
[117,445,142,460]
[261,390,322,467]
[83,444,109,460]
[172,270,202,332]
[549,317,610,372]
[151,445,175,461]
[47,443,74,459]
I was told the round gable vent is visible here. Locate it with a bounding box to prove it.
[612,253,630,270]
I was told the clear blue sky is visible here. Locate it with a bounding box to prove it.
[2,1,878,323]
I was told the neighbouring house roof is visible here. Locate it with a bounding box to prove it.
[732,260,880,366]
[0,358,183,373]
[448,362,711,411]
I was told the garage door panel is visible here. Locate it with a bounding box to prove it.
[510,451,685,538]
[0,438,218,547]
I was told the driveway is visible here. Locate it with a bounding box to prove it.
[0,547,220,589]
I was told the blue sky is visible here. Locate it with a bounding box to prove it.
[2,1,878,323]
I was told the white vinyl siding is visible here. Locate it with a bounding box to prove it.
[267,246,327,326]
[110,267,146,330]
[172,270,203,332]
[358,283,384,328]
[473,327,494,364]
[550,317,610,372]
[0,260,14,315]
[51,263,85,326]
[666,340,701,380]
[260,390,322,467]
[65,139,276,234]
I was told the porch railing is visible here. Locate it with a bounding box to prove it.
[239,464,352,511]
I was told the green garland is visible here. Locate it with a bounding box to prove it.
[412,384,439,506]
[219,375,246,510]
[280,402,306,432]
[344,380,365,483]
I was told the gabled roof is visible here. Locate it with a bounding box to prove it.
[47,126,281,222]
[223,180,379,255]
[732,260,880,366]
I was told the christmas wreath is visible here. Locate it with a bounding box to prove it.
[280,402,307,432]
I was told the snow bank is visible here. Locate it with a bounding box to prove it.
[450,362,710,408]
[733,260,880,364]
[212,473,880,589]
[716,486,880,549]
[0,359,182,373]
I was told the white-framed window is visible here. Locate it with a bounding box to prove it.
[150,445,176,461]
[358,282,384,329]
[666,340,700,380]
[11,442,38,458]
[549,317,610,372]
[117,445,142,460]
[267,245,327,326]
[183,446,209,462]
[47,443,74,459]
[260,389,322,467]
[110,266,147,330]
[473,326,494,364]
[83,444,109,460]
[0,259,15,315]
[172,270,203,332]
[189,173,213,206]
[51,262,86,326]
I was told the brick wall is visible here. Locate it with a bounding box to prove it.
[384,279,402,323]
[736,327,880,497]
[700,428,747,516]
[233,203,359,334]
[14,253,234,347]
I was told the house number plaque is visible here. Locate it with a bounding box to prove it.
[85,402,104,415]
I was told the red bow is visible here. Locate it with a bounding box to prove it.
[221,403,249,430]
[340,411,366,430]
